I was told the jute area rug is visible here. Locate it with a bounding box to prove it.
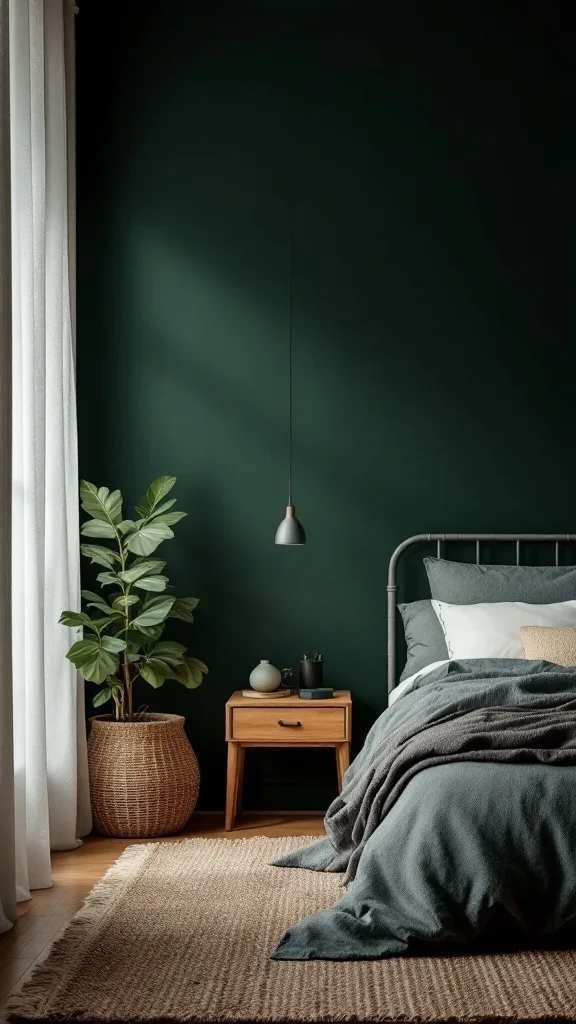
[7,837,576,1023]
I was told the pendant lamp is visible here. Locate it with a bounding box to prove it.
[275,235,306,545]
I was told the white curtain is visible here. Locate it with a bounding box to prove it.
[0,0,91,932]
[0,0,16,937]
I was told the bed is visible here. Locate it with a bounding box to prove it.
[271,533,576,960]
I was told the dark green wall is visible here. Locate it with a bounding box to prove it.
[76,7,574,810]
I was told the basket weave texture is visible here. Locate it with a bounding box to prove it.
[87,713,200,838]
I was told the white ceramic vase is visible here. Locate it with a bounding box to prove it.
[249,659,281,692]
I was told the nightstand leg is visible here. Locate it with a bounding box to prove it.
[335,742,350,792]
[236,745,245,815]
[225,741,241,831]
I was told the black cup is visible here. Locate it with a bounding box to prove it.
[299,659,323,688]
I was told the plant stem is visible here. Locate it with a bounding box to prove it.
[123,654,133,720]
[116,527,133,721]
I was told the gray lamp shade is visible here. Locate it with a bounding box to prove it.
[275,505,306,545]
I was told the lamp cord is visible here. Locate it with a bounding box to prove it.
[288,231,292,507]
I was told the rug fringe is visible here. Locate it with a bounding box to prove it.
[8,843,151,1021]
[7,837,320,1022]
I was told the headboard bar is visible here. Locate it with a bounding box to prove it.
[387,533,576,697]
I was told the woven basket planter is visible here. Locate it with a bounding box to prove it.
[87,713,200,838]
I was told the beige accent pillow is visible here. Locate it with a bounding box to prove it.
[519,625,576,666]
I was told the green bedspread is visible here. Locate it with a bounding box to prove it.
[271,659,576,960]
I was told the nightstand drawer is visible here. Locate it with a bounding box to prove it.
[231,706,346,742]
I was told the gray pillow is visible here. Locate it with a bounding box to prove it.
[398,600,449,682]
[425,557,576,604]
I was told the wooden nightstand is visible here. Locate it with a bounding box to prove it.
[224,690,352,830]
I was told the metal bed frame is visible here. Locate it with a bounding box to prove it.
[387,533,576,697]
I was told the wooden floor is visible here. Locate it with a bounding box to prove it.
[0,811,324,1016]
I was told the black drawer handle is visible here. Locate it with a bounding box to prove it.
[277,720,301,727]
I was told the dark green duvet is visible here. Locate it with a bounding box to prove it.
[271,659,576,960]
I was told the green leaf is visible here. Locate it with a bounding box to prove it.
[140,661,169,688]
[136,476,177,518]
[112,594,140,612]
[101,635,127,653]
[118,519,137,534]
[128,623,164,642]
[132,575,168,593]
[80,481,123,525]
[187,657,208,675]
[80,544,119,568]
[173,658,205,689]
[93,687,112,708]
[86,602,115,616]
[117,559,166,585]
[89,614,124,630]
[96,571,120,587]
[127,652,141,664]
[81,590,115,615]
[81,589,107,604]
[60,610,119,634]
[125,521,174,557]
[150,511,186,528]
[132,596,175,628]
[80,519,117,539]
[66,638,120,683]
[59,610,95,629]
[141,624,164,637]
[148,640,187,666]
[125,629,154,648]
[169,597,199,623]
[148,498,177,519]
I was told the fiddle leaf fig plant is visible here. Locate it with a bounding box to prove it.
[60,476,208,721]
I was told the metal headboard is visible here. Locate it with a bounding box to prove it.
[387,533,576,697]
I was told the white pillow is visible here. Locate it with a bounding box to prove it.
[431,599,576,660]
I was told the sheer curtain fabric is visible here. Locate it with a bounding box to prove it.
[0,0,91,933]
